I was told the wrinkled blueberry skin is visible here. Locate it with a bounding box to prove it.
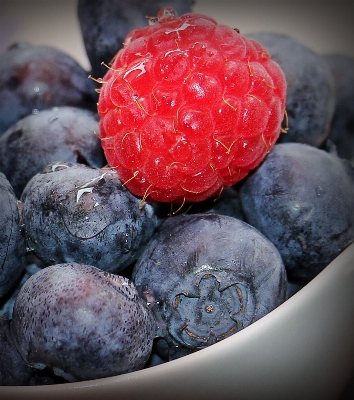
[240,143,354,282]
[0,173,27,298]
[10,263,156,382]
[0,106,106,198]
[246,32,335,148]
[132,213,287,361]
[323,54,354,164]
[21,162,158,273]
[77,0,195,79]
[0,318,34,385]
[0,42,98,135]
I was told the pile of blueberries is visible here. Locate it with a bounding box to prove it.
[1,0,354,387]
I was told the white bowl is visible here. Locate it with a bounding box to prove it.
[2,242,354,400]
[1,2,354,399]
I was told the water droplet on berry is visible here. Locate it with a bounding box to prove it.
[316,186,324,197]
[157,7,178,22]
[32,363,46,370]
[148,17,158,26]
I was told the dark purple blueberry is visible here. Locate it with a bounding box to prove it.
[246,32,335,148]
[144,350,166,368]
[151,186,245,222]
[0,42,98,135]
[20,162,158,273]
[0,106,107,198]
[132,213,287,361]
[77,0,195,79]
[0,318,34,385]
[322,54,354,164]
[0,263,40,320]
[240,142,354,282]
[0,173,27,298]
[190,186,245,220]
[287,279,305,299]
[10,262,156,382]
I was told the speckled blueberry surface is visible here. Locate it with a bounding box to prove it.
[20,162,159,273]
[10,262,157,382]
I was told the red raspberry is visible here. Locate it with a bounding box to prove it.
[97,7,287,204]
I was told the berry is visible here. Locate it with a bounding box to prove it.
[10,262,157,382]
[0,173,27,298]
[20,162,158,273]
[188,185,245,220]
[97,8,287,204]
[0,264,41,320]
[246,32,335,148]
[322,54,354,164]
[240,142,354,282]
[78,0,195,79]
[0,318,34,385]
[132,213,287,360]
[0,106,106,198]
[0,42,98,136]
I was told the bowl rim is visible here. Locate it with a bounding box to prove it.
[2,242,354,400]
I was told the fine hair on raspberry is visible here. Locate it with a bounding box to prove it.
[97,7,287,204]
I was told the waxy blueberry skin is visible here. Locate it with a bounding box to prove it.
[0,42,98,136]
[323,53,354,163]
[0,173,27,298]
[10,263,157,382]
[240,142,354,282]
[0,318,34,385]
[20,162,158,274]
[247,32,335,148]
[132,213,287,360]
[0,106,107,198]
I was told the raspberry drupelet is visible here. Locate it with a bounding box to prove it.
[97,7,287,204]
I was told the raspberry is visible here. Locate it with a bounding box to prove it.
[97,7,287,203]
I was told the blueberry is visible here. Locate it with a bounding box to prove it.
[151,186,245,221]
[0,173,27,298]
[77,0,195,79]
[0,43,98,135]
[246,32,335,147]
[0,106,107,198]
[0,318,34,385]
[132,213,287,361]
[144,350,166,368]
[287,279,305,299]
[10,262,156,382]
[240,142,354,282]
[322,54,354,164]
[0,263,41,320]
[20,162,158,273]
[190,186,245,220]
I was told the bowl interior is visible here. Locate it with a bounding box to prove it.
[3,242,354,400]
